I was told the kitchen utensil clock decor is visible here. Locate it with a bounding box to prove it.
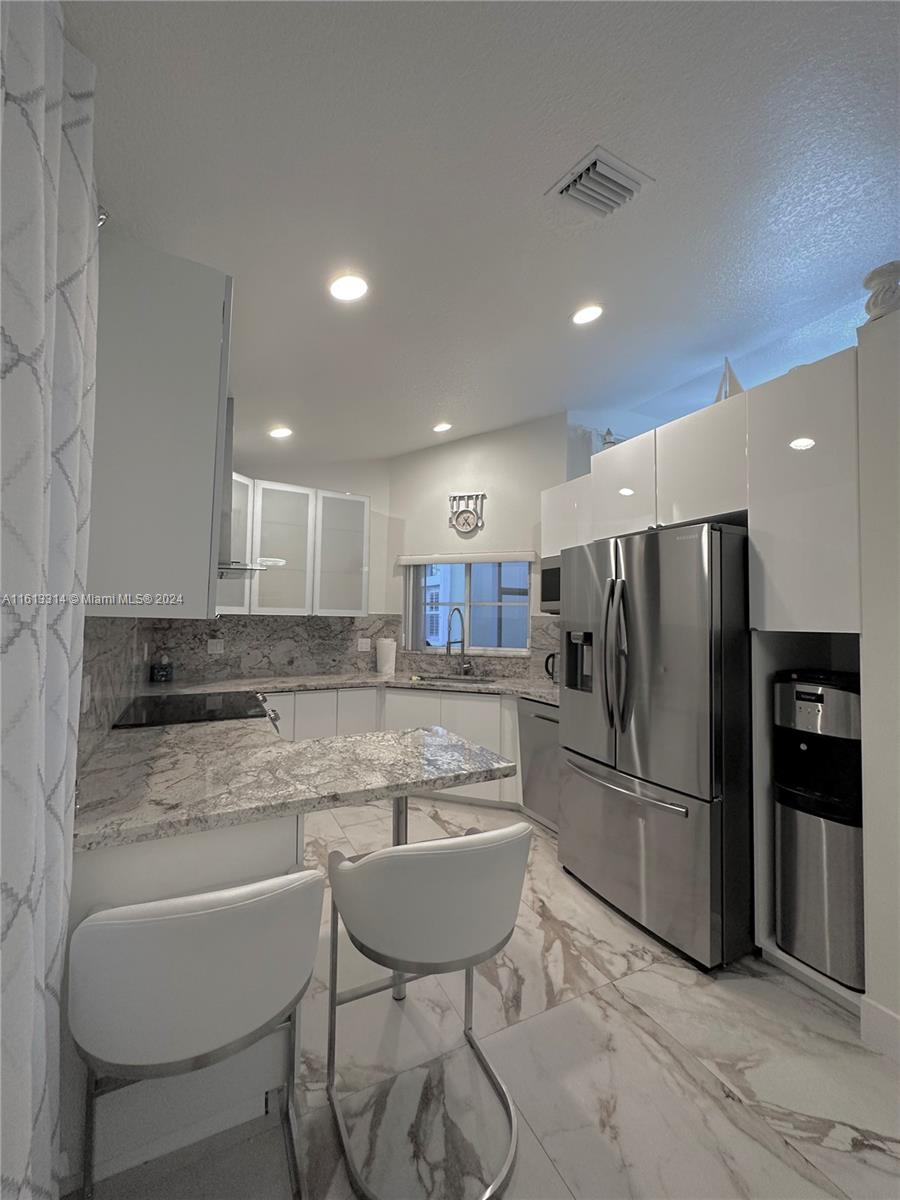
[449,492,486,533]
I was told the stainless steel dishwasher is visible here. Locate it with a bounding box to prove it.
[517,698,560,831]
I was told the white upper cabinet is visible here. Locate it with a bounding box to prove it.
[250,481,316,615]
[216,473,253,614]
[590,430,657,540]
[86,228,232,618]
[748,348,860,633]
[540,474,591,558]
[656,392,748,526]
[314,491,370,616]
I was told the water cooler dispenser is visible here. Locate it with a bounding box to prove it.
[773,670,864,991]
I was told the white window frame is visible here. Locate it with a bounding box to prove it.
[405,561,531,656]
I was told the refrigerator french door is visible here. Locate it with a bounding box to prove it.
[558,523,752,967]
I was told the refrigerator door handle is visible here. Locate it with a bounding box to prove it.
[564,758,689,817]
[610,579,628,733]
[601,577,615,727]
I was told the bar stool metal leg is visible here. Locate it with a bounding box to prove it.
[81,1067,96,1200]
[280,1005,302,1200]
[391,795,408,1002]
[327,950,518,1200]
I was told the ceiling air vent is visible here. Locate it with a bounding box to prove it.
[549,146,653,217]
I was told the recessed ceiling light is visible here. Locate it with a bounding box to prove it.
[572,304,603,325]
[618,487,635,496]
[433,422,452,433]
[789,436,816,451]
[269,426,293,439]
[329,274,368,302]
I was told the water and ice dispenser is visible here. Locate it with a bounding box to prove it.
[773,669,865,991]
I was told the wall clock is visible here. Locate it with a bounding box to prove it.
[449,492,486,533]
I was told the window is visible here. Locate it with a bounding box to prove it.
[406,561,530,652]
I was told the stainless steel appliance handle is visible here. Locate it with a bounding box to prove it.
[529,712,559,725]
[611,580,629,734]
[601,578,615,727]
[564,758,689,817]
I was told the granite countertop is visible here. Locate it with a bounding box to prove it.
[139,671,560,707]
[74,723,516,853]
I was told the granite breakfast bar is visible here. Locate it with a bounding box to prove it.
[63,720,516,1184]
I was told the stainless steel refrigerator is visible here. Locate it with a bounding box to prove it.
[558,522,753,967]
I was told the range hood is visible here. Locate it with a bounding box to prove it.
[217,397,266,577]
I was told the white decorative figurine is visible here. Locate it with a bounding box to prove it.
[863,261,900,322]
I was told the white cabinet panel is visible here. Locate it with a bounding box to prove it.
[382,688,441,732]
[314,491,370,616]
[590,431,657,539]
[656,393,748,526]
[337,688,378,735]
[86,228,231,618]
[748,349,860,633]
[261,692,294,741]
[293,691,338,742]
[216,473,253,614]
[250,481,316,615]
[540,475,591,558]
[438,692,502,802]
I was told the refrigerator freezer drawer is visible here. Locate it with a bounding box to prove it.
[558,752,722,966]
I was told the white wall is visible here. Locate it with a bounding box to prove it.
[236,412,568,615]
[857,309,900,1062]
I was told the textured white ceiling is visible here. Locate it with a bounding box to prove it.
[65,1,898,468]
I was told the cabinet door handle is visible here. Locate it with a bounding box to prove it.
[530,712,559,725]
[564,759,689,817]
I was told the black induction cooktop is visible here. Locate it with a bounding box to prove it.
[113,691,267,728]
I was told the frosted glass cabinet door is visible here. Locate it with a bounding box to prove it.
[250,481,316,615]
[314,490,370,616]
[216,473,253,614]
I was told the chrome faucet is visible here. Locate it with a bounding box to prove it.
[446,606,471,675]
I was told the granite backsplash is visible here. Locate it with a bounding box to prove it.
[78,612,561,766]
[79,617,144,770]
[142,613,561,684]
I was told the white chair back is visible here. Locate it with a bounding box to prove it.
[68,870,324,1073]
[329,823,532,970]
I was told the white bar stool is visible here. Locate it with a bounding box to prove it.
[326,822,533,1200]
[67,869,325,1199]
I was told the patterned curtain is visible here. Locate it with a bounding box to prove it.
[1,5,97,1197]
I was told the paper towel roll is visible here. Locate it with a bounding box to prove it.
[376,638,397,676]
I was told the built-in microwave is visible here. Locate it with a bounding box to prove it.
[540,555,561,614]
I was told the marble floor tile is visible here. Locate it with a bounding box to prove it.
[75,1114,293,1200]
[304,830,356,874]
[342,807,451,855]
[296,1046,574,1200]
[415,797,532,837]
[440,891,652,1038]
[613,957,900,1199]
[330,798,397,830]
[297,920,464,1114]
[483,984,845,1200]
[304,808,348,842]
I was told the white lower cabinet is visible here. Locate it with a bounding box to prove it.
[337,688,379,735]
[382,687,442,731]
[261,692,294,740]
[437,692,503,802]
[293,690,338,741]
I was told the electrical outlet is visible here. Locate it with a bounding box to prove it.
[81,674,92,714]
[207,638,225,656]
[357,637,371,652]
